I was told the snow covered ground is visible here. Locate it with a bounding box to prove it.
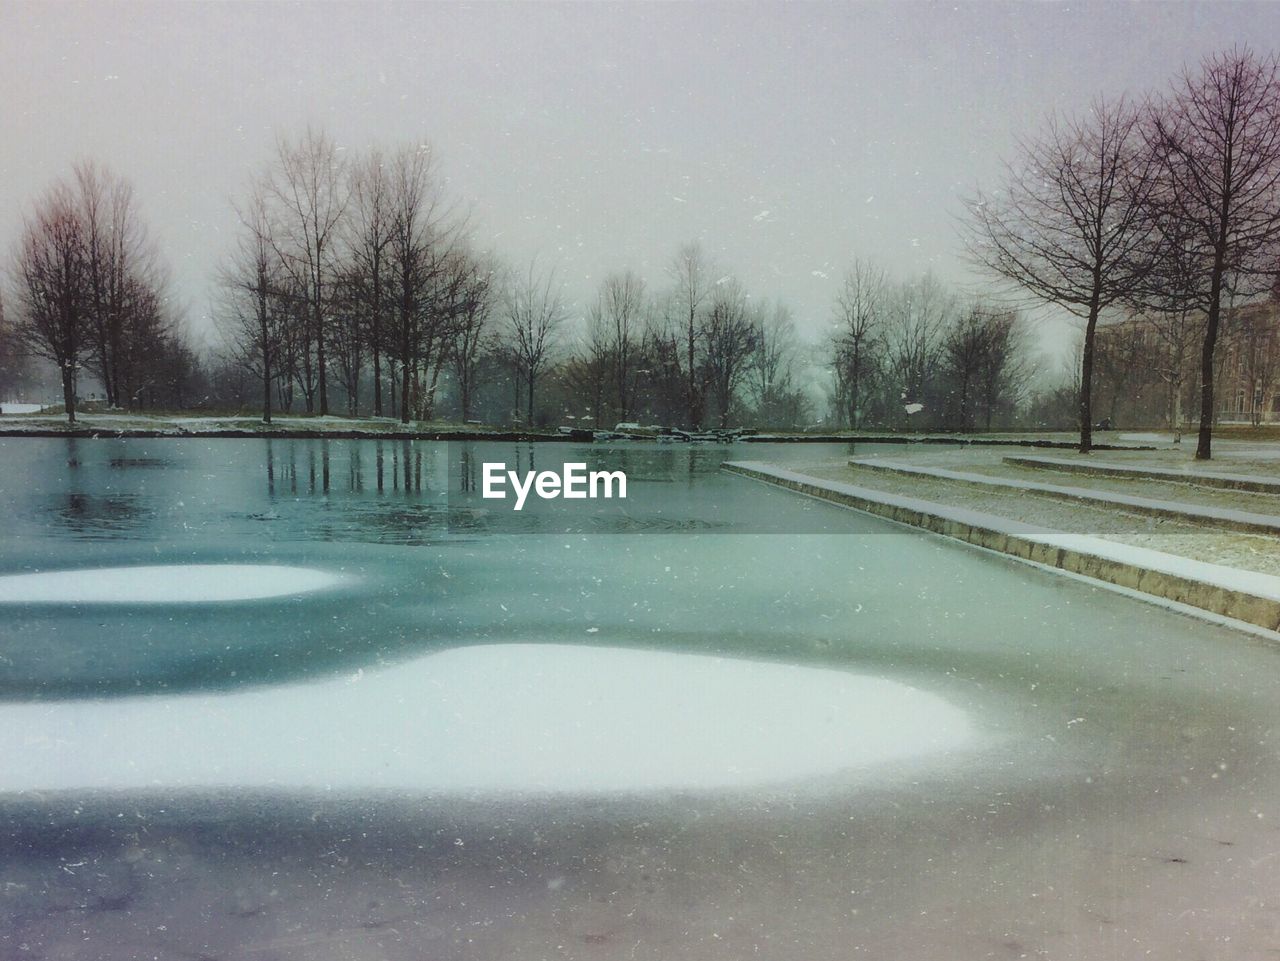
[0,644,972,794]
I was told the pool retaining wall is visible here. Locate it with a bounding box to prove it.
[723,461,1280,635]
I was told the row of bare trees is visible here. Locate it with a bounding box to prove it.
[220,129,591,427]
[968,46,1280,459]
[561,248,1032,435]
[828,264,1033,432]
[558,243,809,431]
[4,163,198,420]
[219,157,813,432]
[222,131,481,423]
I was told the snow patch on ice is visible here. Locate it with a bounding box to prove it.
[0,565,347,604]
[0,644,973,794]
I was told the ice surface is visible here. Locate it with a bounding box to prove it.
[0,403,43,414]
[0,565,347,604]
[0,644,972,794]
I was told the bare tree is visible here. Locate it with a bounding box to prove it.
[417,248,476,421]
[597,271,646,422]
[942,306,990,432]
[329,266,364,415]
[882,273,955,427]
[965,96,1156,452]
[72,161,164,410]
[266,127,348,416]
[385,142,455,424]
[1130,212,1208,441]
[579,291,615,427]
[747,300,807,427]
[346,149,395,417]
[503,261,565,426]
[1145,48,1280,458]
[831,260,887,428]
[11,183,88,422]
[449,251,497,423]
[668,242,711,429]
[639,306,686,427]
[219,180,285,423]
[975,308,1033,430]
[702,278,757,428]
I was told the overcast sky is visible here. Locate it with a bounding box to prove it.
[2,1,1277,363]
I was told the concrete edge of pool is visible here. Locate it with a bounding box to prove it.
[722,460,1280,637]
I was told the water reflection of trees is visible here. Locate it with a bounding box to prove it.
[47,491,151,538]
[266,440,450,496]
[260,440,484,542]
[46,438,155,538]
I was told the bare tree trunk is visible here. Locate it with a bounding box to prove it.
[1079,300,1100,454]
[1196,261,1225,460]
[401,358,411,425]
[62,363,77,424]
[371,274,383,417]
[262,355,273,425]
[316,297,329,416]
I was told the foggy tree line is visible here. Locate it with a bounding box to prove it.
[216,132,498,425]
[826,264,1033,433]
[559,246,809,431]
[213,136,814,432]
[968,46,1280,459]
[0,131,1036,431]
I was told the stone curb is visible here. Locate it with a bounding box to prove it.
[723,461,1280,634]
[849,458,1280,537]
[1003,455,1280,495]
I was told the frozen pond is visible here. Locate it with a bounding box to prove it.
[3,437,1280,960]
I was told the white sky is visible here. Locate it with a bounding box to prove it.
[2,1,1275,365]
